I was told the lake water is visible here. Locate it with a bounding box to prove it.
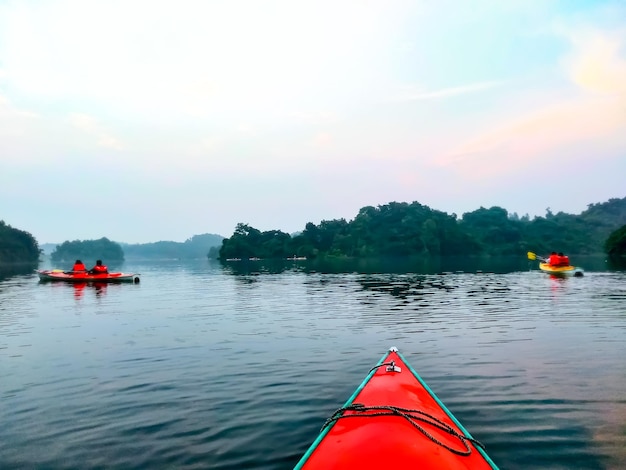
[1,257,625,469]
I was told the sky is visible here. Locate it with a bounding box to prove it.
[1,0,625,244]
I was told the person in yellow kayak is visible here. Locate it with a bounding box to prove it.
[548,252,560,266]
[88,259,109,275]
[547,252,570,266]
[557,252,570,266]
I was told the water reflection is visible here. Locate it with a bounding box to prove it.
[0,263,38,281]
[2,259,625,469]
[71,282,108,299]
[41,281,111,299]
[606,256,626,271]
[220,259,296,275]
[358,274,459,299]
[218,256,610,276]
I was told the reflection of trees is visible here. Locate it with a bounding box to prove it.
[359,275,456,299]
[607,256,626,270]
[0,263,38,281]
[218,256,538,277]
[220,259,292,276]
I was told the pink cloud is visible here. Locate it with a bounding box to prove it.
[432,29,626,180]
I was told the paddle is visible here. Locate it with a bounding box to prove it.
[527,251,547,262]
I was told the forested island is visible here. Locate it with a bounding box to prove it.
[605,225,626,257]
[0,221,40,264]
[121,234,223,260]
[217,197,626,261]
[2,197,626,265]
[51,238,125,263]
[46,234,224,263]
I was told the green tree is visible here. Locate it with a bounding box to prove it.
[123,233,224,259]
[217,196,626,260]
[0,220,40,264]
[605,225,626,257]
[51,237,124,264]
[219,224,294,260]
[289,222,320,258]
[460,207,523,255]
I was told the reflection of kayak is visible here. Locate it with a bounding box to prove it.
[71,282,109,299]
[295,347,498,470]
[539,263,584,277]
[37,270,140,283]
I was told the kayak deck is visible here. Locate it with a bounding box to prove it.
[539,263,584,277]
[37,270,140,283]
[295,347,498,469]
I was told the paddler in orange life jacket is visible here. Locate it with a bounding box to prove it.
[71,259,87,272]
[89,259,108,275]
[557,252,570,266]
[548,252,560,266]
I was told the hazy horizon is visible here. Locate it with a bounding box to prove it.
[32,194,623,246]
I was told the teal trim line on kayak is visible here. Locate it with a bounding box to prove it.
[293,349,388,469]
[397,349,499,469]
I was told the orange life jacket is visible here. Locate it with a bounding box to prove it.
[72,262,87,272]
[558,255,570,266]
[548,254,560,266]
[92,264,108,274]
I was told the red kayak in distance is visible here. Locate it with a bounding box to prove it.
[37,269,140,284]
[295,347,498,470]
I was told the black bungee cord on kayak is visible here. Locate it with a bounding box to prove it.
[369,361,401,374]
[321,361,486,457]
[320,403,486,457]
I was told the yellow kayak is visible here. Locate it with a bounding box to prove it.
[539,263,584,277]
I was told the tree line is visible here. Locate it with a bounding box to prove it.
[0,221,40,264]
[217,197,626,260]
[50,237,124,263]
[2,197,625,264]
[0,227,224,264]
[122,233,224,259]
[605,225,626,257]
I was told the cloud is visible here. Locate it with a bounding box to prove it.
[69,113,123,150]
[433,28,626,179]
[400,81,502,101]
[439,97,622,175]
[0,0,405,124]
[310,132,333,149]
[0,93,41,156]
[0,92,40,118]
[287,111,338,125]
[563,29,626,94]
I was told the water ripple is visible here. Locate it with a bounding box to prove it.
[0,264,625,468]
